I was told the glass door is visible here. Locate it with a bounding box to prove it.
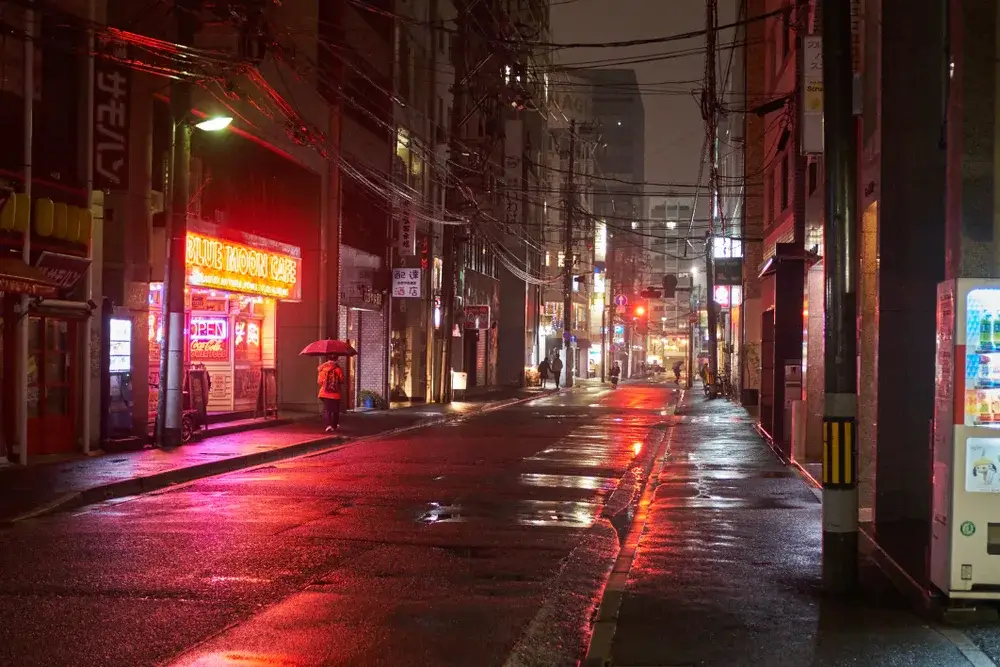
[27,316,77,455]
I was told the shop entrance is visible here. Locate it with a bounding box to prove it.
[463,329,480,388]
[27,315,77,455]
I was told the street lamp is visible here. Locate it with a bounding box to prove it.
[156,109,233,447]
[194,115,233,132]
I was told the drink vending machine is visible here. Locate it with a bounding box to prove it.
[932,279,1000,598]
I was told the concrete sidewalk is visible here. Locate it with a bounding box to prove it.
[586,392,989,667]
[0,387,550,524]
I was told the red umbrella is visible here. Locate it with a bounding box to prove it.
[299,339,358,357]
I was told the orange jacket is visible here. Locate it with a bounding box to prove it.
[317,362,345,399]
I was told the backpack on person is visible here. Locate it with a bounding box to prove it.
[324,365,342,394]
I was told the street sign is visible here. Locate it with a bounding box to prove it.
[714,257,743,286]
[391,268,422,298]
[613,294,628,307]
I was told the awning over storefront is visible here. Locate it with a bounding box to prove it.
[0,257,58,298]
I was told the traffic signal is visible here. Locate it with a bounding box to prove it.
[634,305,646,317]
[662,274,678,298]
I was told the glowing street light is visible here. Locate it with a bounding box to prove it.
[194,116,233,132]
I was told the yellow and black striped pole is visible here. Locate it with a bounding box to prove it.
[820,0,860,594]
[822,418,856,488]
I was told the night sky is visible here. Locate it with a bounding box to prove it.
[552,0,739,212]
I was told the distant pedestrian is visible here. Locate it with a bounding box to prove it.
[551,354,564,389]
[317,356,345,433]
[538,357,551,388]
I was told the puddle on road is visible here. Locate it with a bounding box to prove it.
[416,499,598,528]
[418,503,465,523]
[519,472,615,491]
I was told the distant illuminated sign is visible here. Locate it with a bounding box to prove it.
[714,285,731,308]
[185,232,301,300]
[594,222,607,263]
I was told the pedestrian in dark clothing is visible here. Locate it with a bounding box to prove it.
[551,354,564,389]
[538,358,551,388]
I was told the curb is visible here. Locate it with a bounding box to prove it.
[3,390,553,525]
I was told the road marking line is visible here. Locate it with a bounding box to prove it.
[581,413,676,666]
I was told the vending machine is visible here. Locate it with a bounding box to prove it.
[932,279,1000,598]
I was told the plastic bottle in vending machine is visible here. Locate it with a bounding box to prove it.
[980,390,993,423]
[983,311,995,351]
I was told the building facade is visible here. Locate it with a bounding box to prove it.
[539,72,597,379]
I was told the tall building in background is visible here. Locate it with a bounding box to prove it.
[647,197,701,375]
[575,69,645,293]
[575,68,644,375]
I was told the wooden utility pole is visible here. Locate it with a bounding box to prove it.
[562,119,577,388]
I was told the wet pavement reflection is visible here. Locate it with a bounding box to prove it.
[606,393,987,667]
[0,383,675,667]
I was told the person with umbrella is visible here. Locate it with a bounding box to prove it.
[301,339,356,433]
[317,356,345,432]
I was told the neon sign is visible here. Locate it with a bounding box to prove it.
[185,232,302,300]
[190,316,228,342]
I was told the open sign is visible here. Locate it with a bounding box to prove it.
[190,317,228,342]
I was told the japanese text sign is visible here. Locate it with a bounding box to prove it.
[93,37,130,190]
[392,268,422,298]
[397,213,416,257]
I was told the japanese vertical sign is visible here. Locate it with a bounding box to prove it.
[93,36,130,190]
[503,119,523,235]
[801,36,823,155]
[397,210,416,256]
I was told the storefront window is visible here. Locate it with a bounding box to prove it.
[235,317,263,361]
[189,315,230,362]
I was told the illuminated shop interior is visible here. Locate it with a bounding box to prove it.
[149,284,277,414]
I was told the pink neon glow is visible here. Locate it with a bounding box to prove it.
[190,317,228,342]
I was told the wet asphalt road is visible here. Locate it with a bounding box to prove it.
[0,383,676,667]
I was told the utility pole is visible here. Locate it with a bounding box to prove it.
[821,0,859,594]
[563,119,576,388]
[439,2,468,403]
[16,0,35,465]
[157,0,197,446]
[704,0,719,396]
